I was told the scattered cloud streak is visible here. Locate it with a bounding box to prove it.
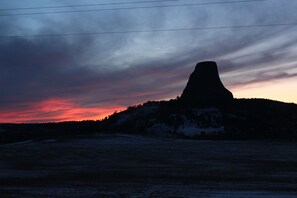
[1,0,297,122]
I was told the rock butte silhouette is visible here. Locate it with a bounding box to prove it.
[1,60,297,144]
[180,61,233,106]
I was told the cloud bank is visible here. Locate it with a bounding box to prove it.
[1,0,297,122]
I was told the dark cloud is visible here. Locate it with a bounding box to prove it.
[0,36,93,102]
[1,0,297,122]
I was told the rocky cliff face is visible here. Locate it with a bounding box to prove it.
[180,61,233,106]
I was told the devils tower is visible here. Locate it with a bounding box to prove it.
[180,61,233,106]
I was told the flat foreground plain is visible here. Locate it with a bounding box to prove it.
[0,135,297,197]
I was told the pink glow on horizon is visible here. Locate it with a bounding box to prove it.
[0,98,125,123]
[1,76,297,124]
[230,77,297,103]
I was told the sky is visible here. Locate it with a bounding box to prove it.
[0,0,297,123]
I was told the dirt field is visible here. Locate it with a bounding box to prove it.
[1,135,297,197]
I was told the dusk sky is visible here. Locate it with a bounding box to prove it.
[1,0,297,123]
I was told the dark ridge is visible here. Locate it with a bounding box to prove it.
[1,61,297,143]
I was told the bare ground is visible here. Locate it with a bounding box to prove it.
[0,135,297,197]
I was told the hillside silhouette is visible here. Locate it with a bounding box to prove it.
[101,61,297,139]
[1,61,297,143]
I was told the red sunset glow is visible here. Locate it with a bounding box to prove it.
[1,0,297,123]
[0,98,125,123]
